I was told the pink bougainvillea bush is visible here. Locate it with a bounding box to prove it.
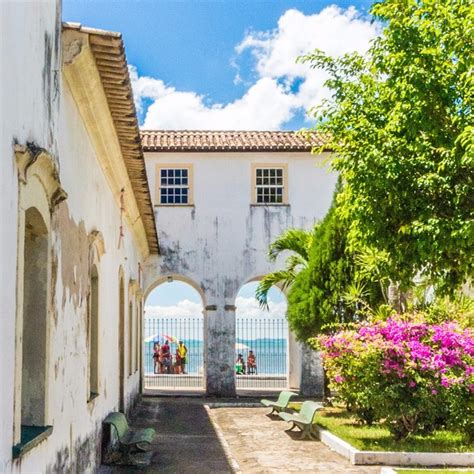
[315,315,474,439]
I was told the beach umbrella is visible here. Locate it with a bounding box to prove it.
[163,334,179,344]
[144,334,160,343]
[235,342,249,350]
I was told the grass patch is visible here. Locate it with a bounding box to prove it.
[287,403,473,453]
[396,471,474,473]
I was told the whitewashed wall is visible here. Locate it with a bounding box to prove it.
[143,151,337,395]
[0,2,143,471]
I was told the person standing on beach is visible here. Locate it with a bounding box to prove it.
[178,340,188,374]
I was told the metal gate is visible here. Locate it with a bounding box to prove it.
[235,316,288,391]
[144,316,204,391]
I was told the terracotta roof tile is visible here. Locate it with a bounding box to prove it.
[140,130,328,152]
[63,22,159,255]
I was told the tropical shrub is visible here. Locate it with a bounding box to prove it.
[286,178,384,341]
[314,314,474,440]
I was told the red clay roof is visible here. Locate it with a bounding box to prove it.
[141,130,327,152]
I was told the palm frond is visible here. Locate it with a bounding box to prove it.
[255,270,296,309]
[267,228,314,263]
[286,254,308,273]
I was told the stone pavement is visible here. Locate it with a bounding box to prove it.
[100,397,382,473]
[210,406,381,474]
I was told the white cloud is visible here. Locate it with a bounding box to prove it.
[235,296,287,319]
[144,299,203,318]
[144,296,285,320]
[131,6,379,130]
[140,77,297,130]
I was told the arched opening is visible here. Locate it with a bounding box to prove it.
[128,300,133,377]
[143,277,204,392]
[21,207,49,428]
[235,281,289,392]
[88,264,99,399]
[118,271,125,411]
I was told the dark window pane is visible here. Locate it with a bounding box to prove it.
[276,195,283,203]
[256,177,262,185]
[182,177,188,185]
[182,189,188,196]
[277,169,283,177]
[161,169,167,177]
[182,195,188,204]
[256,169,262,177]
[277,188,282,195]
[169,169,175,177]
[161,178,167,185]
[161,196,168,204]
[175,196,181,204]
[270,169,275,177]
[175,177,181,185]
[175,169,181,177]
[161,189,166,196]
[182,169,188,177]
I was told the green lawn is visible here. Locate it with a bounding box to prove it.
[287,403,473,453]
[396,471,474,474]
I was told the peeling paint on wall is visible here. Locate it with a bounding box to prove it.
[53,203,90,311]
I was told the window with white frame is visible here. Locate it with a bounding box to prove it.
[255,166,285,204]
[158,167,191,204]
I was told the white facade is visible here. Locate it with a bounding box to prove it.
[143,150,338,395]
[0,2,152,471]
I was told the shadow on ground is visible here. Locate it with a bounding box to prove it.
[99,397,233,473]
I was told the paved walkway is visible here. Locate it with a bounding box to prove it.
[211,406,380,474]
[100,397,381,473]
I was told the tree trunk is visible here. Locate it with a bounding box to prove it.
[388,280,402,312]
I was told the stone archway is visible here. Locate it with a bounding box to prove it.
[234,279,290,393]
[143,274,206,392]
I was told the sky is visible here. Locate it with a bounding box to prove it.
[62,0,379,316]
[144,281,287,320]
[63,0,379,131]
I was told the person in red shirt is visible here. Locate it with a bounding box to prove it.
[247,350,257,375]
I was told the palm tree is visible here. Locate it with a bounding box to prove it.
[255,227,316,308]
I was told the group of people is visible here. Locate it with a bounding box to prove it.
[236,350,257,375]
[152,340,188,374]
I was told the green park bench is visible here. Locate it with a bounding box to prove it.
[260,390,297,415]
[103,412,156,465]
[278,400,324,440]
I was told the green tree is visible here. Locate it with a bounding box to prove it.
[255,228,314,308]
[300,0,474,292]
[287,181,368,341]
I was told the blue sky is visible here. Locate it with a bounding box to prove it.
[63,0,378,130]
[146,281,284,307]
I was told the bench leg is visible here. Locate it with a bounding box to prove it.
[286,422,298,432]
[299,424,318,440]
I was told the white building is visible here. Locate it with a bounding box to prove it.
[0,2,335,471]
[0,3,158,471]
[142,131,337,396]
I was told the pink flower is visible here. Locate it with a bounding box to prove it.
[431,389,438,395]
[441,377,451,388]
[408,381,416,388]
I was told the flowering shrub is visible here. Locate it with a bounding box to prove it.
[315,315,474,439]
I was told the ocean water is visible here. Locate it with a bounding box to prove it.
[144,338,287,375]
